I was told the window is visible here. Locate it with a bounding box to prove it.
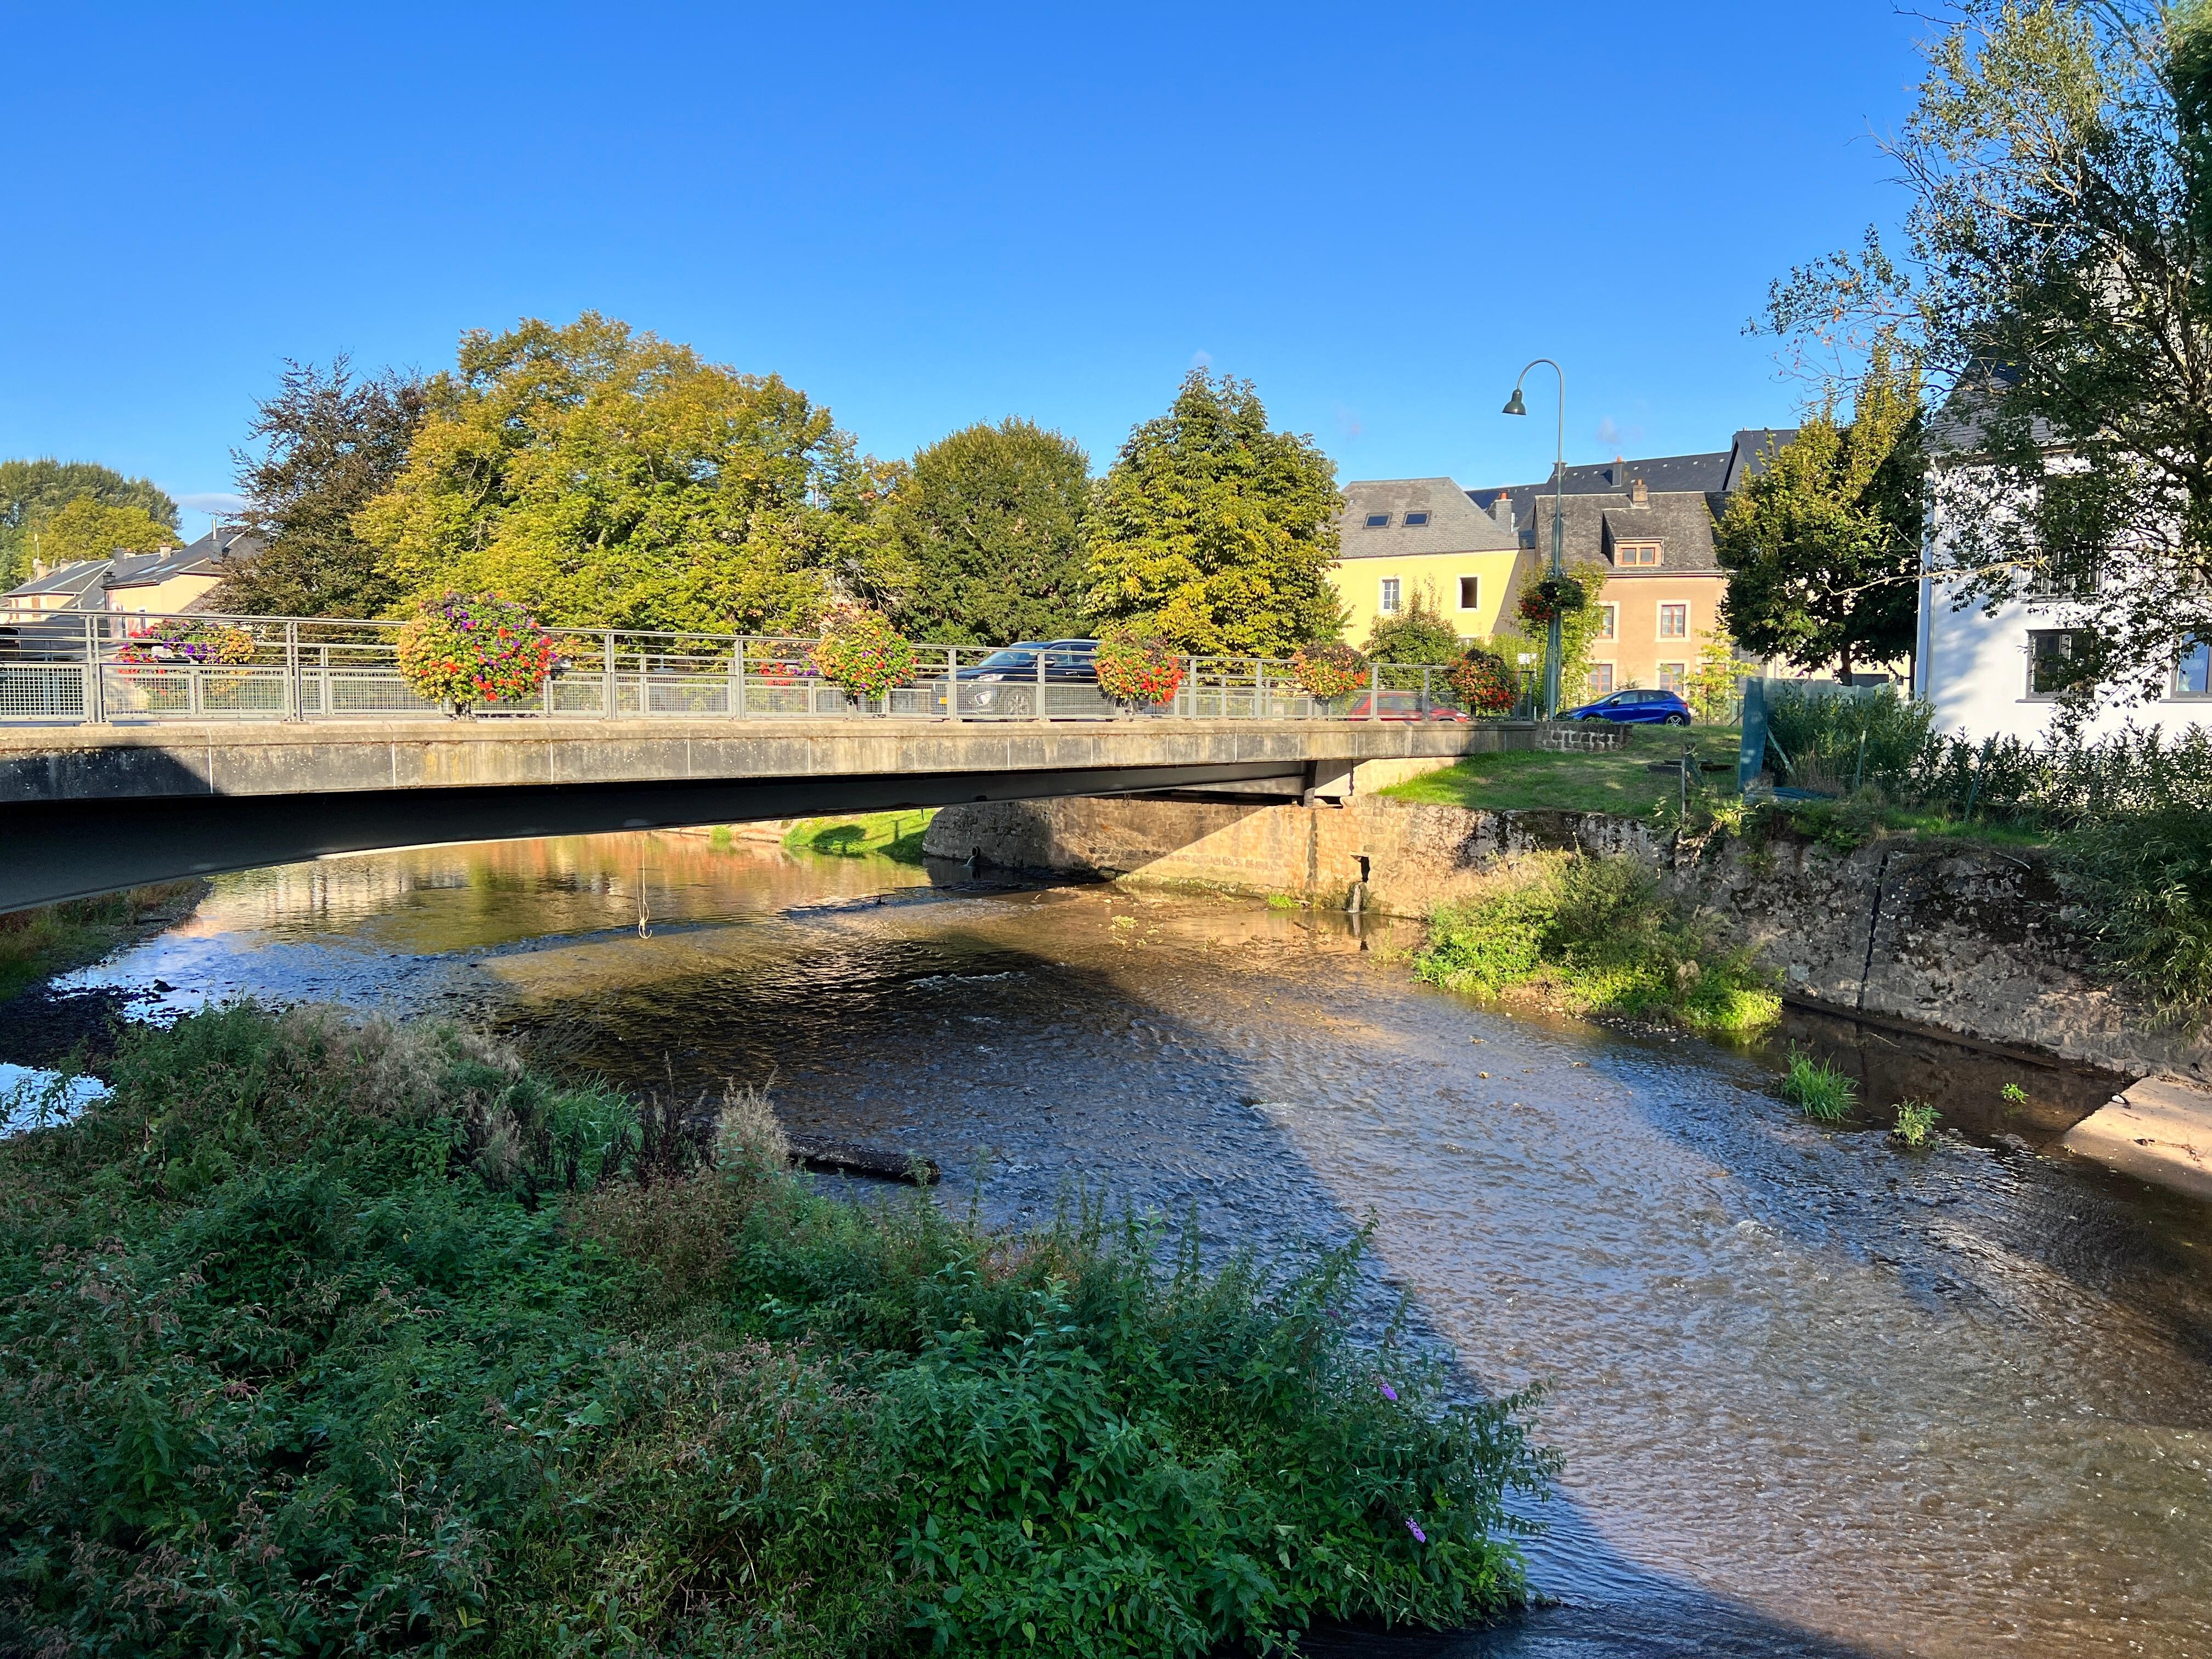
[2027,628,2098,697]
[1457,575,1479,610]
[1595,603,1617,640]
[1657,663,1688,695]
[1616,542,1662,567]
[1379,578,1402,614]
[2176,638,2211,698]
[1403,511,1430,527]
[1658,602,1688,639]
[1364,513,1391,529]
[2029,472,2109,599]
[1589,661,1616,695]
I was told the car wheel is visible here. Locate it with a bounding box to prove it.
[1003,689,1034,718]
[1664,712,1690,726]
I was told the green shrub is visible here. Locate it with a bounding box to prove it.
[1778,1046,1858,1120]
[1416,856,1780,1036]
[1764,684,1933,795]
[1890,1099,1940,1147]
[0,1005,1554,1657]
[2055,806,2212,1024]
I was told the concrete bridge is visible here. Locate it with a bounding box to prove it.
[0,716,1517,911]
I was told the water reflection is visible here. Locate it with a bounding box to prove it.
[44,833,2212,1657]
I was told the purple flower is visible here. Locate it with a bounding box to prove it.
[1406,1519,1426,1544]
[1378,1380,1398,1402]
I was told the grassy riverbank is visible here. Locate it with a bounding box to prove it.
[0,1005,1553,1657]
[1416,855,1779,1036]
[784,810,936,865]
[0,882,206,1003]
[1383,727,1741,816]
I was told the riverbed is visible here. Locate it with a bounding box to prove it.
[33,831,2212,1657]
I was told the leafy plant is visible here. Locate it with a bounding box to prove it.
[396,591,563,710]
[1290,640,1369,699]
[2056,808,2212,1025]
[1778,1045,1858,1121]
[1515,572,1587,626]
[1448,646,1518,716]
[1891,1099,1940,1147]
[1364,582,1462,664]
[1095,627,1186,706]
[810,600,919,699]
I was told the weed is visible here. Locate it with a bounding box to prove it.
[1266,892,1302,910]
[2000,1081,2030,1106]
[1778,1046,1858,1120]
[1891,1099,1940,1147]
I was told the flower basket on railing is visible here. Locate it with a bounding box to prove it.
[1447,646,1517,716]
[1289,641,1368,702]
[1516,573,1588,627]
[808,604,918,709]
[1094,628,1185,709]
[116,621,256,670]
[397,594,563,715]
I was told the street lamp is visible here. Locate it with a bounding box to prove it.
[1503,359,1566,718]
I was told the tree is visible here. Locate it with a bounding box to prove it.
[358,313,904,633]
[218,358,426,616]
[884,418,1091,646]
[1762,0,2212,709]
[1085,370,1345,656]
[0,459,177,588]
[1364,580,1463,662]
[1714,348,1924,679]
[23,497,179,569]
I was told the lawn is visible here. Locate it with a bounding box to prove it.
[782,809,937,865]
[1383,726,1743,815]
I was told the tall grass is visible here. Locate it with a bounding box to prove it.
[1417,855,1780,1036]
[1764,684,1935,796]
[0,882,204,1002]
[0,1004,1554,1657]
[1778,1046,1858,1121]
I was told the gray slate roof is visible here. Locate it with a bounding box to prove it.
[1336,477,1519,561]
[1467,429,1796,549]
[1529,489,1728,575]
[2,526,258,610]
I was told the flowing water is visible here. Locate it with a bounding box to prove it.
[40,831,2212,1657]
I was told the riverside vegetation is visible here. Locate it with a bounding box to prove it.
[0,1005,1554,1658]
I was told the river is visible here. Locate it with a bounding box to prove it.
[36,830,2212,1657]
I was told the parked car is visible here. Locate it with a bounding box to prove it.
[1339,689,1470,723]
[1559,687,1692,725]
[951,639,1099,715]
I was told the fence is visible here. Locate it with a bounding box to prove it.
[0,612,1526,729]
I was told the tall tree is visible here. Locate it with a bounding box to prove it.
[885,418,1091,645]
[358,313,904,632]
[1085,370,1345,656]
[27,498,179,568]
[0,460,177,588]
[1763,0,2212,708]
[218,358,426,616]
[1714,348,1925,679]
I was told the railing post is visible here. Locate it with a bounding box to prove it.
[82,613,105,724]
[1420,665,1431,714]
[947,644,962,723]
[602,631,616,718]
[284,621,302,721]
[1365,663,1378,721]
[733,637,747,718]
[1033,646,1046,721]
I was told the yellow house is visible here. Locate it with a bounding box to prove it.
[1331,478,1522,651]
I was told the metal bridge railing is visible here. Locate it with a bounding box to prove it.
[0,611,1523,728]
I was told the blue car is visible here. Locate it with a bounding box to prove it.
[1560,687,1692,725]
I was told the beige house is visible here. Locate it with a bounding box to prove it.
[1330,478,1522,650]
[1,526,256,625]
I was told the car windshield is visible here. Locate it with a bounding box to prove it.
[975,648,1039,669]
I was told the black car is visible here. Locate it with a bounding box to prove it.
[950,639,1100,716]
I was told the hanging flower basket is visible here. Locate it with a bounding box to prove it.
[809,603,918,706]
[1447,646,1517,716]
[1289,641,1368,701]
[1095,629,1185,707]
[1516,573,1589,626]
[397,594,564,715]
[116,620,256,669]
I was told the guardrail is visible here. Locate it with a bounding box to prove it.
[0,611,1532,727]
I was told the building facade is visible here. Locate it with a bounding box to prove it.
[1330,478,1522,648]
[0,526,256,625]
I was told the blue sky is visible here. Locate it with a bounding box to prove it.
[1,3,1925,537]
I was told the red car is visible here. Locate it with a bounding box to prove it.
[1340,690,1470,722]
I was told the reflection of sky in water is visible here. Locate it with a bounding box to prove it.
[1,1063,108,1135]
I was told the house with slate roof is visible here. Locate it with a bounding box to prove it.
[1331,478,1523,647]
[0,524,258,625]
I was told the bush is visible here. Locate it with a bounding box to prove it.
[0,1005,1554,1657]
[1778,1046,1857,1120]
[1291,640,1369,699]
[396,592,563,710]
[1763,684,1934,795]
[1095,628,1186,706]
[1415,855,1780,1036]
[2055,806,2212,1024]
[1364,585,1462,664]
[811,601,919,699]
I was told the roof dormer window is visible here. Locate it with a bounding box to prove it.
[1403,510,1430,527]
[1364,513,1391,529]
[1616,541,1662,567]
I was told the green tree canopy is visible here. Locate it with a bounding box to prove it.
[1364,580,1463,663]
[1085,371,1344,656]
[884,418,1091,646]
[1714,349,1923,679]
[359,313,902,633]
[0,460,177,589]
[219,357,426,617]
[26,497,179,569]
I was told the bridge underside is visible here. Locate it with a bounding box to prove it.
[0,759,1333,911]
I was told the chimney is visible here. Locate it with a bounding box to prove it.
[1630,477,1649,507]
[1490,492,1516,531]
[1613,455,1624,487]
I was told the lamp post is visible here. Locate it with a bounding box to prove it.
[1503,359,1566,719]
